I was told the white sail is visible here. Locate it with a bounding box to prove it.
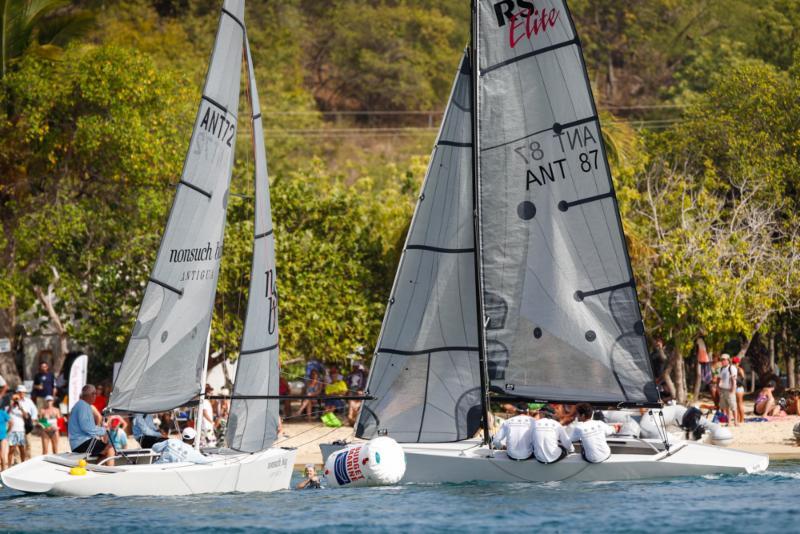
[226,33,281,453]
[475,0,657,404]
[109,0,246,413]
[357,54,483,443]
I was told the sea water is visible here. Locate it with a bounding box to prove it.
[1,462,799,532]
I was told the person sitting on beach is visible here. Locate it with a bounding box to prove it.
[296,464,321,489]
[531,405,574,464]
[570,404,619,464]
[754,381,784,417]
[68,385,114,465]
[152,427,211,465]
[784,389,800,416]
[133,413,167,449]
[491,404,535,460]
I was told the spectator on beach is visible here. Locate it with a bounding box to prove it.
[92,384,108,413]
[754,381,784,417]
[346,363,367,392]
[324,370,347,416]
[32,361,56,411]
[133,413,167,449]
[492,404,535,460]
[347,390,363,427]
[296,369,321,421]
[570,403,619,463]
[279,376,291,418]
[201,384,216,446]
[296,464,321,489]
[695,331,712,387]
[531,405,574,464]
[7,394,29,465]
[0,404,9,471]
[69,385,114,464]
[709,353,722,410]
[733,356,745,424]
[0,373,7,404]
[14,385,37,459]
[650,337,667,385]
[785,389,800,416]
[718,354,738,426]
[39,395,61,454]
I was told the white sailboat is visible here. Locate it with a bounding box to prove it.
[1,0,296,496]
[339,0,768,483]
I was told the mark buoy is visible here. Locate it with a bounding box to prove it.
[324,437,405,488]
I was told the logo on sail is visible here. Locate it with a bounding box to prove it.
[491,1,560,48]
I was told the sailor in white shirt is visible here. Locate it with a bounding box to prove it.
[531,406,574,464]
[570,403,619,463]
[492,405,535,460]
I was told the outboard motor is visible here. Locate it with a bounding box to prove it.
[680,407,706,441]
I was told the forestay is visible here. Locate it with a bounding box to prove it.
[109,0,245,413]
[226,34,281,453]
[476,0,657,404]
[357,54,483,443]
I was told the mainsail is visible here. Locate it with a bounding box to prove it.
[226,34,281,453]
[109,0,245,413]
[357,54,483,442]
[476,0,657,404]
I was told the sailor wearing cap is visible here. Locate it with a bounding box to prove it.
[531,405,575,464]
[151,427,211,464]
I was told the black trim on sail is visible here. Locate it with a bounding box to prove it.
[148,278,183,296]
[202,94,237,119]
[178,180,212,199]
[481,38,580,75]
[254,229,273,239]
[378,346,479,356]
[438,140,472,148]
[406,245,475,253]
[252,113,262,120]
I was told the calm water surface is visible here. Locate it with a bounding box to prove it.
[1,462,799,532]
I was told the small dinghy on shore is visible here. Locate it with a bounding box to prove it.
[324,0,768,483]
[2,0,296,496]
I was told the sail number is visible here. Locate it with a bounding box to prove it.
[513,141,544,164]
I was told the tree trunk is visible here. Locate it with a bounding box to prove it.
[0,297,21,386]
[34,267,69,376]
[785,322,796,389]
[692,361,702,401]
[769,333,776,375]
[670,346,688,405]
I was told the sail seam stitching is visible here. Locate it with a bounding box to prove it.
[178,180,212,199]
[149,278,183,296]
[240,344,278,355]
[481,38,580,75]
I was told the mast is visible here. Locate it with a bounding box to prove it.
[470,0,492,445]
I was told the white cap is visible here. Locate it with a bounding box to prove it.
[182,427,197,441]
[16,384,27,393]
[44,395,54,401]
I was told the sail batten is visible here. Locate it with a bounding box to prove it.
[108,0,245,414]
[225,30,281,453]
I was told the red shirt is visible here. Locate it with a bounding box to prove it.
[93,395,108,413]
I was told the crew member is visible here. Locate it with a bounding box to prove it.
[133,413,167,449]
[531,405,574,464]
[570,403,619,463]
[68,384,115,465]
[491,404,535,460]
[152,427,210,464]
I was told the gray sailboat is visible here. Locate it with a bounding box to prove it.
[1,0,296,496]
[346,0,768,482]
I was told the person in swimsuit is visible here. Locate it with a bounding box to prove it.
[39,395,61,454]
[733,356,746,424]
[754,381,784,417]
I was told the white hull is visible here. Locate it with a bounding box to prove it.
[321,439,767,483]
[1,447,296,496]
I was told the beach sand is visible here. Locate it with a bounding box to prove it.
[14,410,800,468]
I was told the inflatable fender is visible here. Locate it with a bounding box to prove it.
[618,419,641,438]
[601,410,632,424]
[707,423,733,446]
[639,410,664,439]
[660,404,688,427]
[323,437,406,488]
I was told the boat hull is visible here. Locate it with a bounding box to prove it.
[399,439,768,483]
[1,447,296,496]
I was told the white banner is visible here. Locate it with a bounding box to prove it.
[68,354,88,413]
